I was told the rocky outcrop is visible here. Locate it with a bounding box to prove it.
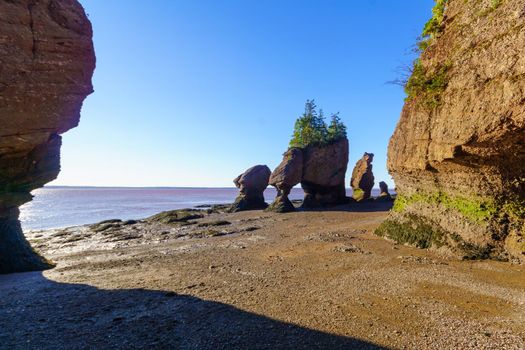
[0,0,95,273]
[376,181,393,202]
[379,181,391,198]
[230,165,271,212]
[350,153,375,201]
[377,0,525,263]
[301,138,349,208]
[267,148,303,213]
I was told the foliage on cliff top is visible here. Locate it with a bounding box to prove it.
[289,100,347,148]
[403,1,450,108]
[422,0,448,39]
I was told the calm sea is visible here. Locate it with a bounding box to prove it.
[19,186,382,231]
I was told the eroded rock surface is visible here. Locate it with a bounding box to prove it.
[0,0,95,273]
[378,0,525,263]
[230,165,271,212]
[267,148,303,213]
[350,152,375,202]
[301,138,349,208]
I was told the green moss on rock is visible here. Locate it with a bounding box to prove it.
[375,214,499,260]
[266,197,295,213]
[458,241,494,260]
[146,209,204,226]
[385,192,524,261]
[392,192,497,223]
[352,188,365,202]
[375,214,446,249]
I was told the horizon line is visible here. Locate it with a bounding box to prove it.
[44,185,389,190]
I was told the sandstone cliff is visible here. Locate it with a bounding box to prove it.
[377,0,525,262]
[0,0,95,273]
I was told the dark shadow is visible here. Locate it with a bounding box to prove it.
[294,199,394,213]
[0,272,387,350]
[345,199,394,213]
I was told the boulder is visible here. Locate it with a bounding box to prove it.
[230,165,271,212]
[376,0,525,263]
[377,181,393,201]
[0,0,95,274]
[350,153,375,201]
[301,138,349,208]
[267,148,303,213]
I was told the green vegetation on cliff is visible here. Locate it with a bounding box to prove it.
[404,61,450,108]
[422,0,447,38]
[289,100,347,148]
[392,192,497,223]
[405,0,450,108]
[375,214,446,249]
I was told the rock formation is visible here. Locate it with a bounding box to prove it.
[377,0,525,263]
[267,148,303,213]
[230,165,271,212]
[0,0,95,273]
[301,138,349,208]
[377,181,392,200]
[350,153,375,201]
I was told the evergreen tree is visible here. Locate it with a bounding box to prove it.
[327,112,347,142]
[289,100,347,148]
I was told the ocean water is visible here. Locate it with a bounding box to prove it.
[19,186,383,231]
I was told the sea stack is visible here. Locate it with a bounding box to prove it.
[350,153,375,201]
[301,138,349,208]
[377,0,525,263]
[267,148,303,213]
[0,0,96,274]
[230,165,271,212]
[377,181,392,201]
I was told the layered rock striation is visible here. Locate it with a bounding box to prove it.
[0,0,95,273]
[377,0,525,262]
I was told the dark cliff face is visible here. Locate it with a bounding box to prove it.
[0,0,95,273]
[378,0,525,262]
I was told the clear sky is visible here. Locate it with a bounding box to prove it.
[52,0,435,188]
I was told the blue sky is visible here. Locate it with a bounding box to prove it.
[52,0,434,188]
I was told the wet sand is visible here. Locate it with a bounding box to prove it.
[1,201,524,349]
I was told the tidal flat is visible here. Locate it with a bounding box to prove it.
[1,201,524,349]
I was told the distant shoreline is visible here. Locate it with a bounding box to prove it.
[43,185,389,190]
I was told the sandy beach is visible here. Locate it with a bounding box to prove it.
[1,201,523,349]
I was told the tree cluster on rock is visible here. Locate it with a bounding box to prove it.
[289,100,347,148]
[267,100,349,211]
[232,100,394,214]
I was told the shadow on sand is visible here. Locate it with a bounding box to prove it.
[0,272,387,350]
[297,199,394,213]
